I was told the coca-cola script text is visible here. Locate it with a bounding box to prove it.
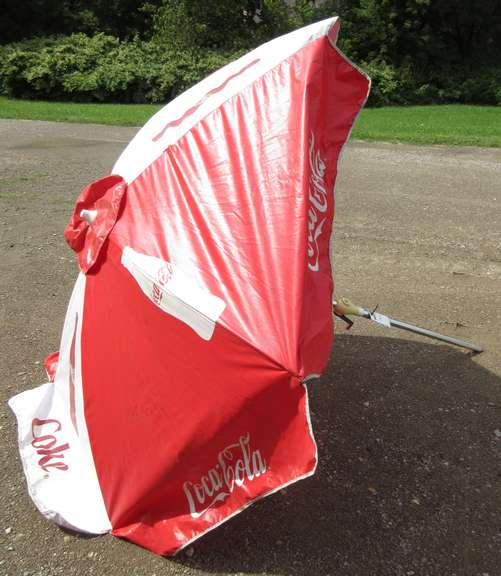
[183,433,266,518]
[307,133,329,272]
[31,418,70,472]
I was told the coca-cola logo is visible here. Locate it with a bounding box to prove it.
[157,263,173,286]
[151,263,173,305]
[31,418,70,472]
[152,283,163,305]
[182,433,267,518]
[307,132,328,272]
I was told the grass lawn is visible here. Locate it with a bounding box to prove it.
[353,105,501,147]
[1,97,500,147]
[0,97,161,127]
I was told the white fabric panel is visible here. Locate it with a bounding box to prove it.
[112,17,339,184]
[9,274,111,533]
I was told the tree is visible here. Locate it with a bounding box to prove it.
[0,0,163,43]
[149,0,344,52]
[151,0,289,51]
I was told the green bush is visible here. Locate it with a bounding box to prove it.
[0,33,500,106]
[0,37,57,99]
[0,34,237,103]
[359,60,401,106]
[457,70,501,106]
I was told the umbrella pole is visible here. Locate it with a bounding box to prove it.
[385,317,483,353]
[333,297,483,353]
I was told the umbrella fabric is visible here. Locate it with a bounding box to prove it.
[9,17,370,555]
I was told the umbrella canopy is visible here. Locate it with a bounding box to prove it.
[9,17,370,556]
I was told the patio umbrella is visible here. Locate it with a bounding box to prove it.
[9,17,370,555]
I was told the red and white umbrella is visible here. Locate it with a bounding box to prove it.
[9,18,370,555]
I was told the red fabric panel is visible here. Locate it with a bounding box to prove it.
[44,351,59,383]
[82,241,316,554]
[64,175,126,273]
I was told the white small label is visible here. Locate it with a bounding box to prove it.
[121,246,226,340]
[80,209,97,224]
[371,312,391,328]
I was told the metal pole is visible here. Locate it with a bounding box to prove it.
[333,297,483,353]
[387,317,483,353]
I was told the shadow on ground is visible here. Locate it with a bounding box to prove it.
[175,333,501,576]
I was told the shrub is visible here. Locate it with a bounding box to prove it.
[0,33,500,106]
[457,70,501,106]
[0,37,58,99]
[0,34,238,103]
[360,60,401,107]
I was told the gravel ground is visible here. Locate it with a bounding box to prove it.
[1,119,500,576]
